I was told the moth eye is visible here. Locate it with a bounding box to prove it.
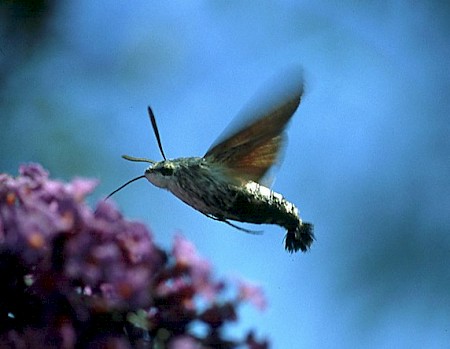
[159,167,174,176]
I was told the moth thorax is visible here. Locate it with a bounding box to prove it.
[144,161,176,189]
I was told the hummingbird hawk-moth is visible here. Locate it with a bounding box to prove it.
[108,70,314,253]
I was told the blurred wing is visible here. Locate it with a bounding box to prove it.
[204,68,304,183]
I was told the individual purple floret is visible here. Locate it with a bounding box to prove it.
[0,164,269,348]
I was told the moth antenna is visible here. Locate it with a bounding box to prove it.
[122,155,155,163]
[105,175,146,201]
[148,106,167,160]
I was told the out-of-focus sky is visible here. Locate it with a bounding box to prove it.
[1,1,449,348]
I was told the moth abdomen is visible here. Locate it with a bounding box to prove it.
[220,182,314,252]
[285,222,314,253]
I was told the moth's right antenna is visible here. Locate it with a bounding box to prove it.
[148,106,167,160]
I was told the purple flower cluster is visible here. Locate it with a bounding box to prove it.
[0,164,268,348]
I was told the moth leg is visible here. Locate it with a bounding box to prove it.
[224,220,263,235]
[203,213,263,235]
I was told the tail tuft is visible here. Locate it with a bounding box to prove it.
[285,222,314,253]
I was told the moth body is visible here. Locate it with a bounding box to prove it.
[145,156,313,252]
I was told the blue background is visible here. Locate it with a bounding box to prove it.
[1,1,449,348]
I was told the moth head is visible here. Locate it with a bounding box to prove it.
[145,161,176,188]
[105,107,170,200]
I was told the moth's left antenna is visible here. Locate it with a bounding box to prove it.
[148,106,167,160]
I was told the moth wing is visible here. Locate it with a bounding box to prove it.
[204,68,304,184]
